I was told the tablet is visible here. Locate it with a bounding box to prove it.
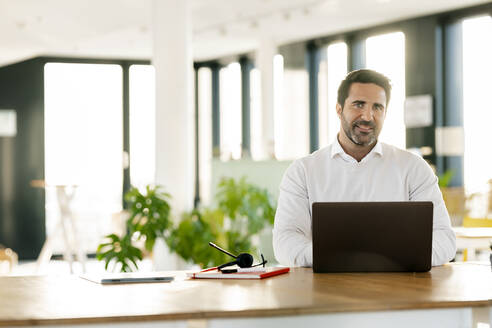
[80,272,174,284]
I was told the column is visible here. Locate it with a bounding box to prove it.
[240,57,252,157]
[307,42,320,153]
[438,21,464,187]
[348,36,366,71]
[211,63,221,157]
[152,0,194,215]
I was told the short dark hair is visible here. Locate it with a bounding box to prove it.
[337,69,392,108]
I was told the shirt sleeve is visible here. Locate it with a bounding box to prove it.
[409,158,457,266]
[272,160,313,267]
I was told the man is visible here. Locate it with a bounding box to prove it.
[273,69,456,267]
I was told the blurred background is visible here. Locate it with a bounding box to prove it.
[0,0,491,275]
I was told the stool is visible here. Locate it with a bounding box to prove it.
[0,247,18,274]
[32,181,86,274]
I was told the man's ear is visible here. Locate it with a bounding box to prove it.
[336,103,343,118]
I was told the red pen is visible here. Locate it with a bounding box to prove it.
[191,266,218,278]
[199,266,218,273]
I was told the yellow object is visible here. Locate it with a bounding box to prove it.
[462,216,492,227]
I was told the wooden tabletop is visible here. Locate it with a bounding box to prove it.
[1,262,491,326]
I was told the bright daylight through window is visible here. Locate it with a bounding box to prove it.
[273,54,309,160]
[219,62,242,161]
[198,67,212,205]
[366,31,406,150]
[129,64,156,192]
[44,63,123,253]
[462,16,492,195]
[319,42,348,149]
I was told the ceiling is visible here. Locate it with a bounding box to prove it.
[0,0,490,66]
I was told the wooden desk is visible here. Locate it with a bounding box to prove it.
[1,263,491,328]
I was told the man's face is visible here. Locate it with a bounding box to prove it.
[336,82,387,147]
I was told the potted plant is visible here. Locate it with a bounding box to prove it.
[96,177,276,271]
[96,185,172,272]
[166,177,276,268]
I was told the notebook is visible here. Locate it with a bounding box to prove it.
[80,272,174,284]
[312,201,433,273]
[189,267,290,279]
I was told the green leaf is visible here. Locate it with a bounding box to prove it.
[95,233,143,272]
[438,169,455,188]
[165,177,276,268]
[124,185,172,252]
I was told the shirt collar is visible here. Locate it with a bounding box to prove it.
[331,134,383,159]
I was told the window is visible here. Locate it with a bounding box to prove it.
[274,54,309,160]
[462,15,492,193]
[319,42,348,148]
[0,110,16,137]
[366,31,406,149]
[44,63,123,253]
[197,67,213,205]
[129,64,156,192]
[219,62,242,160]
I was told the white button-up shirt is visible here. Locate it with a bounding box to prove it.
[273,138,456,267]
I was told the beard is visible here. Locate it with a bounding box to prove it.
[340,111,380,147]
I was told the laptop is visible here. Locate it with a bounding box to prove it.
[80,272,174,284]
[312,201,433,273]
